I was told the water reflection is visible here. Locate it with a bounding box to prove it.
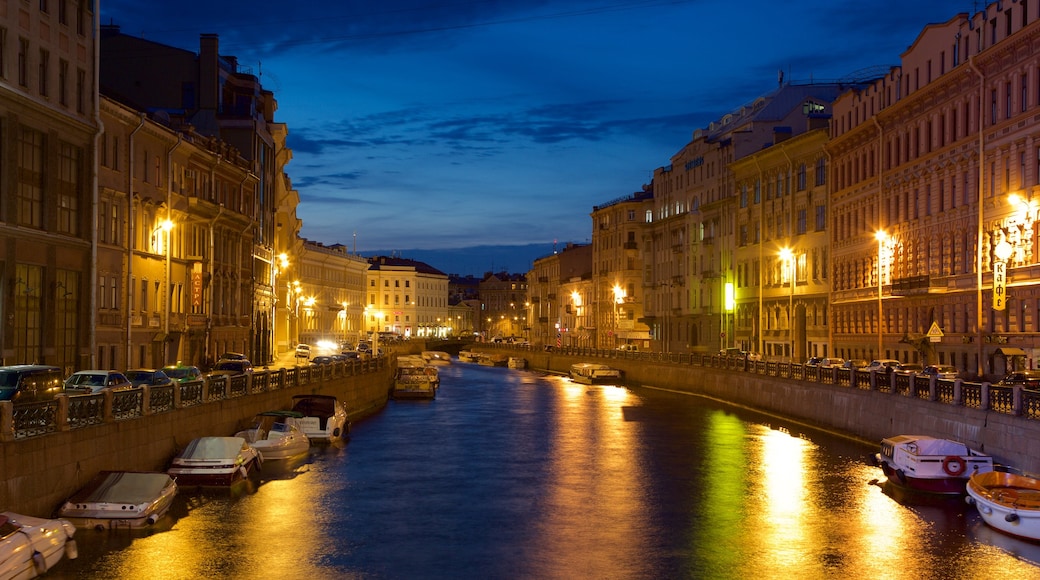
[45,364,1040,578]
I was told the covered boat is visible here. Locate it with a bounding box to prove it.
[507,357,527,369]
[235,411,311,461]
[168,436,261,487]
[875,434,993,494]
[569,363,624,385]
[966,470,1040,541]
[58,471,177,530]
[392,366,437,399]
[421,351,453,366]
[478,353,508,367]
[290,394,350,443]
[457,350,480,363]
[0,512,77,578]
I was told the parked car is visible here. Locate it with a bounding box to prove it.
[841,359,869,371]
[124,369,174,388]
[218,352,249,362]
[617,344,639,352]
[866,359,903,373]
[206,359,254,379]
[922,364,959,379]
[0,364,64,403]
[63,370,133,395]
[161,363,204,384]
[893,363,925,376]
[804,357,824,367]
[295,344,312,359]
[338,351,360,361]
[818,357,846,369]
[999,370,1040,388]
[311,356,334,365]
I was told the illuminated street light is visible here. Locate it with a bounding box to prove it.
[875,230,887,358]
[779,248,794,361]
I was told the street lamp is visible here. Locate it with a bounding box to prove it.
[612,285,625,348]
[779,248,794,361]
[875,230,887,359]
[151,219,174,365]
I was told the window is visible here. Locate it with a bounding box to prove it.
[17,37,27,87]
[58,58,67,106]
[815,158,827,186]
[797,163,807,191]
[16,127,44,228]
[76,68,85,113]
[57,142,80,234]
[13,263,43,364]
[815,205,826,231]
[38,49,48,96]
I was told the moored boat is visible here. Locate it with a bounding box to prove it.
[0,512,77,579]
[393,366,437,399]
[457,350,480,363]
[478,353,508,367]
[507,357,527,369]
[421,351,453,366]
[58,471,177,531]
[168,436,262,487]
[569,363,623,385]
[875,434,993,494]
[235,411,311,461]
[290,394,350,443]
[966,470,1040,541]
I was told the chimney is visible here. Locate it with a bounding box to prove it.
[199,34,219,112]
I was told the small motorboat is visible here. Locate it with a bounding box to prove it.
[421,351,453,366]
[397,354,427,368]
[875,434,993,494]
[0,511,77,578]
[392,366,438,399]
[236,411,311,461]
[478,353,508,367]
[58,471,177,530]
[966,470,1040,541]
[290,394,350,443]
[168,436,262,487]
[457,350,480,363]
[507,357,527,369]
[569,363,623,385]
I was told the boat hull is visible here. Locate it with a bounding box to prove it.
[875,435,993,495]
[967,470,1040,541]
[0,512,77,579]
[167,437,261,488]
[59,471,177,530]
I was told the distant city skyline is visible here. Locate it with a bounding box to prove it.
[102,0,960,251]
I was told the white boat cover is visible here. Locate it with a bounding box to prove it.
[67,472,173,504]
[180,436,248,460]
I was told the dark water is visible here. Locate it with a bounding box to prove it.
[49,363,1040,579]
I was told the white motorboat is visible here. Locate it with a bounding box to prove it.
[569,363,623,384]
[478,353,508,367]
[168,436,262,487]
[236,411,311,461]
[290,394,350,443]
[966,470,1040,541]
[508,357,527,369]
[392,366,438,399]
[421,351,453,366]
[875,435,994,495]
[457,350,480,363]
[58,471,177,530]
[0,512,77,579]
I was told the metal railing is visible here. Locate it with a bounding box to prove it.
[1,357,386,441]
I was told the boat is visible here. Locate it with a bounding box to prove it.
[235,411,311,461]
[397,354,427,368]
[507,357,527,369]
[875,434,994,494]
[422,351,453,366]
[290,394,350,443]
[392,365,438,399]
[58,471,177,531]
[966,470,1040,541]
[0,512,77,578]
[457,350,480,363]
[478,353,508,367]
[569,363,624,385]
[167,436,262,487]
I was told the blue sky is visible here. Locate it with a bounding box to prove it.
[102,0,963,265]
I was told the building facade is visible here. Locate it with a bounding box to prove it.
[365,256,449,339]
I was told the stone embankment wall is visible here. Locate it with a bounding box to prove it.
[507,349,1040,475]
[0,364,393,517]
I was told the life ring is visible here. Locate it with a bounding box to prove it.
[942,456,967,476]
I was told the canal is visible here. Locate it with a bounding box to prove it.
[49,361,1040,579]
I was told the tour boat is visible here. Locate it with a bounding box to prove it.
[58,471,177,531]
[875,434,994,494]
[421,351,453,366]
[569,363,624,385]
[966,470,1040,541]
[0,511,77,578]
[168,436,262,487]
[235,411,311,461]
[290,394,350,443]
[392,366,438,399]
[508,357,527,369]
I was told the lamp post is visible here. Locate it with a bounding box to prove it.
[612,284,625,348]
[152,219,174,366]
[875,230,887,359]
[779,248,794,361]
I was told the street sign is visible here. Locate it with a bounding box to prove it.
[927,321,944,343]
